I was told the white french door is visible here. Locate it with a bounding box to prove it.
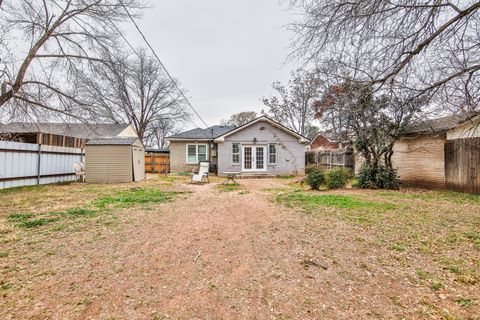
[242,146,267,172]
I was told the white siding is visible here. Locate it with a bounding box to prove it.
[217,121,306,176]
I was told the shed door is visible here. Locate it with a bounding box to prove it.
[132,146,145,182]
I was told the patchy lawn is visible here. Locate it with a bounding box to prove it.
[0,176,479,319]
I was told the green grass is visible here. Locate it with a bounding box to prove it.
[55,208,96,217]
[276,191,396,224]
[15,218,59,229]
[277,191,395,211]
[391,243,406,252]
[3,189,183,231]
[7,213,33,222]
[93,189,182,209]
[377,189,480,204]
[456,297,474,307]
[0,251,8,258]
[216,184,242,192]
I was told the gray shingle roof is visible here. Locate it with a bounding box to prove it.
[168,125,236,140]
[0,122,132,139]
[405,113,479,134]
[86,137,140,145]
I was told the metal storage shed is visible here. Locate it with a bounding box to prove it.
[85,137,145,183]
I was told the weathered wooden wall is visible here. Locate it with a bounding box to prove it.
[145,153,170,174]
[445,138,480,194]
[0,140,84,189]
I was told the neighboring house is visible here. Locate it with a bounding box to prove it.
[0,122,138,148]
[391,113,480,188]
[308,131,350,151]
[167,116,310,176]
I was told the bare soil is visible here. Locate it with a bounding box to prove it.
[0,176,479,319]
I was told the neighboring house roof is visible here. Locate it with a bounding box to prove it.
[0,122,133,139]
[214,116,310,143]
[310,131,350,144]
[167,125,236,141]
[86,137,141,146]
[405,113,479,134]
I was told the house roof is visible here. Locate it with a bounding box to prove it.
[405,113,479,134]
[311,131,350,144]
[214,116,310,143]
[0,122,132,139]
[167,125,236,140]
[86,137,140,145]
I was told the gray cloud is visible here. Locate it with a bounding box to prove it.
[125,0,299,128]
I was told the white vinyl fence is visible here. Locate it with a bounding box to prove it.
[0,140,84,189]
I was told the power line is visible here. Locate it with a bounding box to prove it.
[98,10,202,127]
[50,0,203,129]
[118,0,209,128]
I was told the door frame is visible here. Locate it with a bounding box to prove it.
[241,145,267,172]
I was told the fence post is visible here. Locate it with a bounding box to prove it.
[37,144,42,185]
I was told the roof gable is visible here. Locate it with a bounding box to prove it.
[214,116,310,143]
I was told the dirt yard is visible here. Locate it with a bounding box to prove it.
[0,176,479,320]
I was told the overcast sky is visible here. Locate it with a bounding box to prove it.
[124,0,300,129]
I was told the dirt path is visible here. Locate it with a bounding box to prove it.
[1,179,477,319]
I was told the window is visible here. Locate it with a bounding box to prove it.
[268,143,277,164]
[198,145,207,161]
[232,143,240,164]
[186,144,208,164]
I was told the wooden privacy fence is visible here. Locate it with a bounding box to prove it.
[445,138,480,194]
[145,153,170,174]
[0,140,84,189]
[306,149,355,171]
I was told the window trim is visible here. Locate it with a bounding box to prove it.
[268,143,277,165]
[232,143,240,165]
[186,143,209,164]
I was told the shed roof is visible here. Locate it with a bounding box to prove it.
[0,122,132,139]
[86,137,140,146]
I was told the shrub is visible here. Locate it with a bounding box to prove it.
[306,168,325,190]
[325,168,352,189]
[357,165,400,189]
[305,164,320,175]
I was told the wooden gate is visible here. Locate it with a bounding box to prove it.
[145,153,170,174]
[445,138,480,194]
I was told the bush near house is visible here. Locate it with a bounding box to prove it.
[325,168,352,189]
[305,168,325,190]
[305,167,352,190]
[356,165,400,189]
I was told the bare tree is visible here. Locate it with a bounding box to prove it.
[303,124,320,140]
[0,0,144,117]
[220,111,258,127]
[145,118,179,149]
[77,48,187,143]
[289,0,480,112]
[262,69,320,135]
